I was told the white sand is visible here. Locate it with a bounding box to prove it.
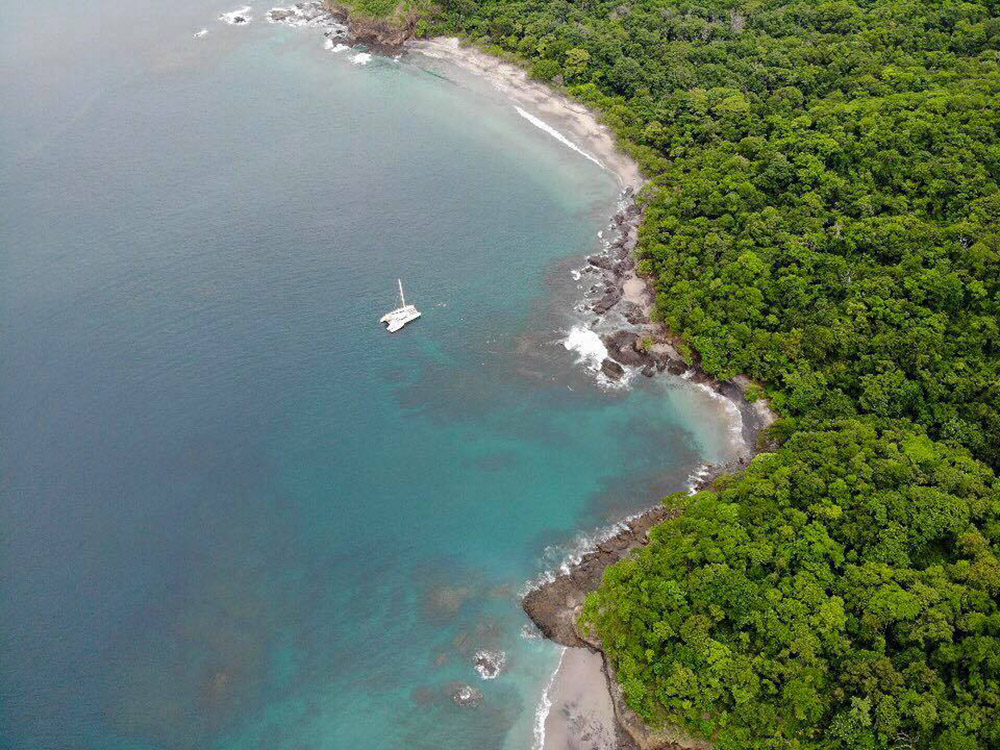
[542,647,619,750]
[622,271,652,314]
[407,38,643,190]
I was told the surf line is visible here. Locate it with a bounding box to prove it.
[514,106,606,171]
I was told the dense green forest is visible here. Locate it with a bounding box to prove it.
[583,421,1000,748]
[420,0,1000,747]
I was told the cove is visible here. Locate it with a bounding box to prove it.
[0,3,738,748]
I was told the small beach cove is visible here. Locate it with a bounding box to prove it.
[2,5,761,750]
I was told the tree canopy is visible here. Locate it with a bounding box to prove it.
[583,421,1000,749]
[430,0,1000,467]
[426,1,1000,746]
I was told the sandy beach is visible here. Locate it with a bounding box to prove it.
[541,648,625,750]
[405,33,773,750]
[407,38,643,191]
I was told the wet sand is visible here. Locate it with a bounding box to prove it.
[543,648,626,750]
[407,38,643,191]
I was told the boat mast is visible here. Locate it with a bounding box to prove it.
[398,278,405,307]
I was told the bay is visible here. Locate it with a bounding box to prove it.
[0,3,737,748]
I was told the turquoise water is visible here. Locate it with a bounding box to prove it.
[0,4,736,749]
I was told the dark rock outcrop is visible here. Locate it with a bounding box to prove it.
[592,287,623,314]
[600,358,625,380]
[522,505,679,647]
[603,330,655,368]
[588,254,617,271]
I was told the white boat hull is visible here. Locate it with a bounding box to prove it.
[380,304,421,332]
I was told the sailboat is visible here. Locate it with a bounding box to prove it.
[379,279,421,333]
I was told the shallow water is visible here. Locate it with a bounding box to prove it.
[0,4,738,749]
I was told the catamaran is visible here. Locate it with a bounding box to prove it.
[380,279,421,333]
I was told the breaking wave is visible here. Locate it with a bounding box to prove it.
[514,106,605,170]
[219,6,252,24]
[561,325,607,372]
[685,463,712,495]
[533,647,566,750]
[520,509,647,596]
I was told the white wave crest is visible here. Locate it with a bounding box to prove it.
[514,106,605,170]
[561,325,607,371]
[533,647,566,750]
[685,463,712,495]
[219,6,252,24]
[473,649,506,680]
[560,325,635,390]
[351,52,372,65]
[193,28,209,38]
[266,2,334,27]
[520,510,648,596]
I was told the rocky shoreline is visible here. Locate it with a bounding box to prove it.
[524,186,777,748]
[232,14,776,744]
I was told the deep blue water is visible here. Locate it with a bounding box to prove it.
[0,4,737,748]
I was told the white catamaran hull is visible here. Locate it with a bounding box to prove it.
[380,305,421,333]
[380,280,421,332]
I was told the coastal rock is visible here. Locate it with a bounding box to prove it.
[666,360,688,376]
[592,287,622,314]
[603,330,655,367]
[618,300,646,325]
[642,365,655,378]
[600,358,625,380]
[587,254,616,271]
[220,7,252,24]
[345,12,417,49]
[449,683,484,707]
[522,505,679,648]
[473,649,506,680]
[615,255,637,274]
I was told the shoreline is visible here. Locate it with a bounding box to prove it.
[405,34,777,750]
[259,17,773,746]
[405,38,644,192]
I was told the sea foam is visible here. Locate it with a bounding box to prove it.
[219,6,252,24]
[514,106,604,170]
[533,647,566,750]
[351,52,372,65]
[561,325,607,372]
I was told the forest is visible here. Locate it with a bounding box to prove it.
[420,1,1000,747]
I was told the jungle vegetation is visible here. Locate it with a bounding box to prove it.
[421,1,1000,747]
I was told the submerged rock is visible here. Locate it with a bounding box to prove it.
[450,683,484,707]
[473,649,506,680]
[600,358,625,380]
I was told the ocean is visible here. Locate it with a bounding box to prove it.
[0,3,739,748]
